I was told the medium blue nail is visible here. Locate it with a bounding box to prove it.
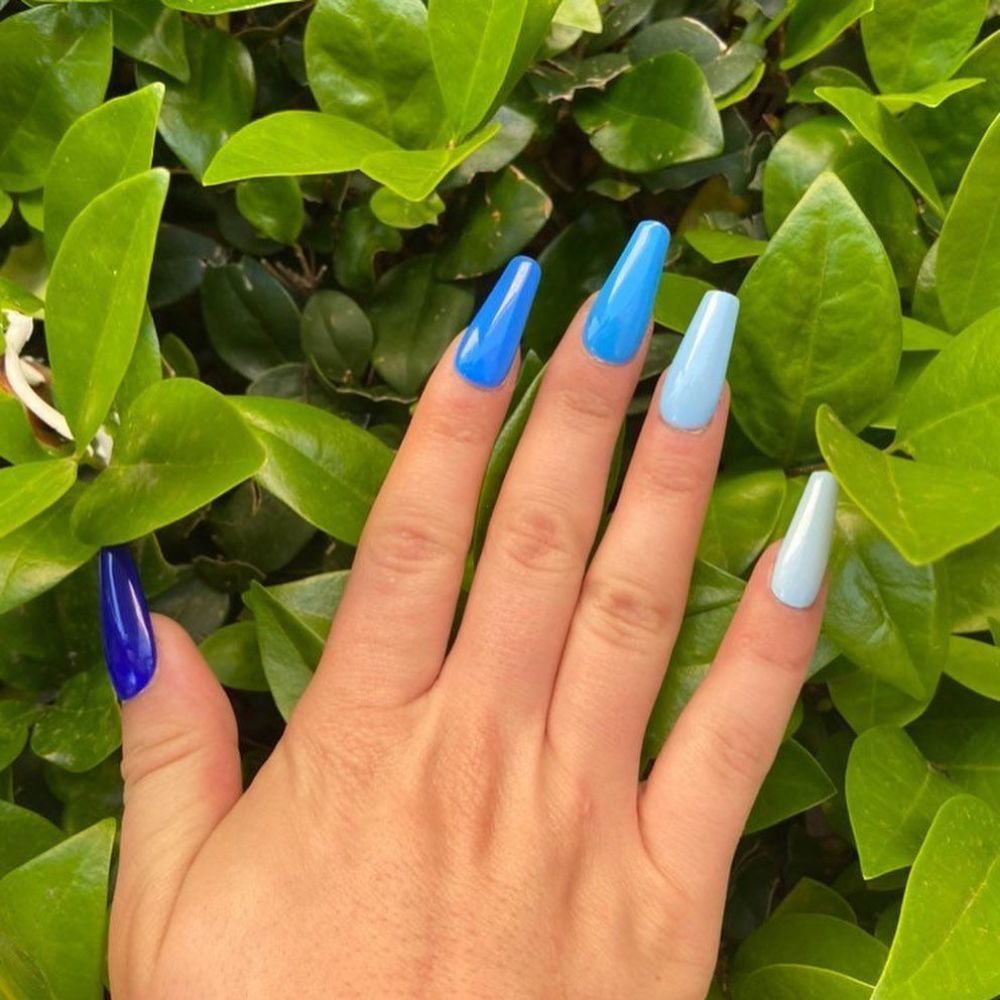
[770,472,839,610]
[100,545,156,701]
[659,291,739,430]
[583,220,670,364]
[455,256,541,388]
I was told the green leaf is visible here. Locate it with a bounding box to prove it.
[436,166,552,279]
[814,87,944,215]
[334,204,404,293]
[737,966,874,1000]
[684,227,767,263]
[948,531,1000,633]
[369,256,475,395]
[861,0,986,93]
[44,83,163,259]
[873,796,1000,1000]
[111,0,190,82]
[305,0,444,148]
[829,663,936,734]
[653,273,716,333]
[231,395,394,546]
[370,188,444,230]
[876,78,984,114]
[731,173,900,463]
[46,169,169,451]
[896,307,1000,476]
[575,53,723,173]
[201,259,302,380]
[429,0,528,138]
[789,66,871,104]
[301,290,374,386]
[30,667,121,773]
[846,725,960,878]
[774,877,858,924]
[71,379,265,545]
[245,581,325,719]
[935,116,1000,331]
[781,0,875,70]
[163,0,297,10]
[902,317,953,352]
[0,395,48,465]
[0,801,63,879]
[0,5,112,193]
[554,0,602,33]
[0,820,115,1000]
[746,740,836,833]
[945,635,1000,700]
[235,177,304,246]
[0,460,77,541]
[0,701,39,771]
[0,191,11,227]
[137,23,255,180]
[817,405,1000,564]
[201,620,268,692]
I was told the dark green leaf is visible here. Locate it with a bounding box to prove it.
[111,0,190,81]
[236,177,305,246]
[0,701,39,771]
[0,801,63,879]
[301,290,374,386]
[746,740,836,833]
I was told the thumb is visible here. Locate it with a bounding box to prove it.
[99,546,241,980]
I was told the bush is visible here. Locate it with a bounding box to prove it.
[1,0,999,996]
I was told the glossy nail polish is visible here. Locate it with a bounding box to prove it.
[455,256,541,388]
[583,220,671,365]
[100,545,156,700]
[770,472,839,610]
[659,290,740,430]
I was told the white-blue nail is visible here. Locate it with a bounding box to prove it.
[770,472,839,610]
[658,290,739,430]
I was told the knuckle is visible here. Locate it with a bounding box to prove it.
[579,573,677,650]
[554,382,619,424]
[364,506,465,577]
[421,394,495,448]
[634,446,711,505]
[121,727,220,800]
[493,494,585,576]
[698,714,771,788]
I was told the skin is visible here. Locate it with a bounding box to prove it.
[109,299,826,999]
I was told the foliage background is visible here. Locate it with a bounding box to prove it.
[1,0,1000,997]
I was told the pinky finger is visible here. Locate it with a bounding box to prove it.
[639,472,838,896]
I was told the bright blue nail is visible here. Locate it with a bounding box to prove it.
[100,546,156,701]
[455,256,541,388]
[770,472,839,610]
[583,220,670,364]
[659,291,739,430]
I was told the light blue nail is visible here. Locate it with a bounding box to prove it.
[771,472,839,610]
[455,256,541,389]
[583,220,670,365]
[659,290,739,430]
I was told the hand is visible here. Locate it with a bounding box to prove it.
[104,222,837,999]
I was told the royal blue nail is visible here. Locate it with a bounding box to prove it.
[583,220,670,364]
[659,291,739,430]
[100,545,156,700]
[770,472,839,610]
[455,256,541,388]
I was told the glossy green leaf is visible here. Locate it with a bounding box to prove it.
[861,0,986,93]
[437,166,552,279]
[236,177,304,246]
[653,273,716,334]
[817,405,1000,564]
[370,188,444,230]
[305,0,444,148]
[232,395,393,546]
[201,620,268,692]
[829,663,936,734]
[944,635,1000,700]
[815,87,944,215]
[876,78,984,114]
[71,379,265,545]
[44,83,163,259]
[0,5,112,192]
[575,53,723,172]
[369,256,475,395]
[948,531,1000,633]
[137,23,254,180]
[684,227,767,263]
[0,801,63,879]
[781,0,874,70]
[0,819,115,1000]
[731,173,900,463]
[111,0,189,81]
[737,966,874,1000]
[874,796,1000,1000]
[936,116,1000,331]
[164,0,297,10]
[0,460,77,541]
[429,0,528,138]
[746,740,836,833]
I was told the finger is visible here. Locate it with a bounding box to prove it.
[547,292,738,789]
[443,221,670,717]
[103,546,241,975]
[640,473,838,897]
[301,258,540,712]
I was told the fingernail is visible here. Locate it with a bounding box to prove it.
[455,256,541,388]
[583,220,670,365]
[659,290,739,430]
[100,545,156,700]
[770,472,839,610]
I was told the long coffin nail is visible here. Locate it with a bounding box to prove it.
[770,472,839,610]
[659,290,739,430]
[100,545,157,700]
[455,256,541,388]
[583,220,670,365]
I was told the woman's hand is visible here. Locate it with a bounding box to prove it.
[104,222,837,999]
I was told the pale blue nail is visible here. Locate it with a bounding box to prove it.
[659,291,739,430]
[583,220,670,364]
[770,472,839,610]
[455,256,541,388]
